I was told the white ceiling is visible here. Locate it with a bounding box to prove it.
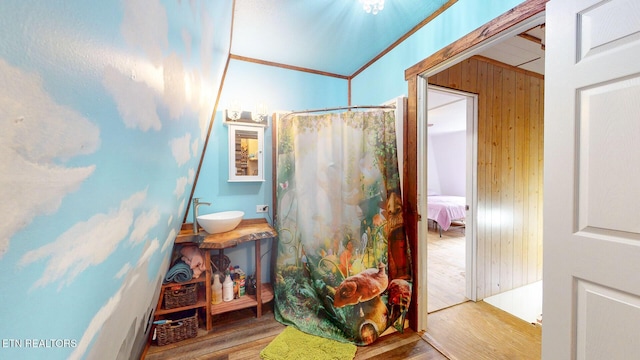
[478,24,545,75]
[428,90,467,135]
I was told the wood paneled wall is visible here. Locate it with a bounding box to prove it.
[428,56,544,299]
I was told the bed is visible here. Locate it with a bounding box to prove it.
[427,195,467,237]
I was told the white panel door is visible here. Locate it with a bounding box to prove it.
[543,0,640,359]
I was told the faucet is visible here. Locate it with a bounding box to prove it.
[192,198,211,234]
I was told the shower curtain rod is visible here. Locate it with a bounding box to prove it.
[279,104,395,120]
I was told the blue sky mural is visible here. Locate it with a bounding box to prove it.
[0,0,530,358]
[0,1,231,358]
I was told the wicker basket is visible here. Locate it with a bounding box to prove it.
[163,283,197,309]
[155,311,198,346]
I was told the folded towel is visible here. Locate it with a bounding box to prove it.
[163,260,193,284]
[180,245,207,279]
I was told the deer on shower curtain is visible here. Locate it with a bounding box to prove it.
[273,109,412,345]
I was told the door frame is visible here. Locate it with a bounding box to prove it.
[404,0,547,332]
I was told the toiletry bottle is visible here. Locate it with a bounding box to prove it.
[235,266,246,297]
[233,273,240,299]
[222,273,234,302]
[212,273,222,305]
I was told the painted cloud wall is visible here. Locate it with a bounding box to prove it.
[0,1,232,359]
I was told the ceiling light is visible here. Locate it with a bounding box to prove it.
[360,0,384,15]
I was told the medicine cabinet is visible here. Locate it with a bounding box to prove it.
[227,123,264,182]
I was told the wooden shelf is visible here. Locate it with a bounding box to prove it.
[156,298,208,316]
[156,280,208,316]
[153,243,211,333]
[211,283,274,315]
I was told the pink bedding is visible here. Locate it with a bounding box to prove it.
[427,195,466,231]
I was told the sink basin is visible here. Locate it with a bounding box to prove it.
[197,211,244,234]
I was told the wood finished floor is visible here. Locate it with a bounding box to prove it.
[143,301,541,359]
[143,305,447,360]
[426,301,542,360]
[427,227,467,313]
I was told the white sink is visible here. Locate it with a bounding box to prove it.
[197,211,244,234]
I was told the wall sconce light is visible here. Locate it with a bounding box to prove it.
[225,101,269,127]
[252,102,269,123]
[228,100,242,121]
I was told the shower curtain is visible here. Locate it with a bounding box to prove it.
[273,109,412,345]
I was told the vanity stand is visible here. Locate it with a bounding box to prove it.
[199,218,276,319]
[146,218,276,354]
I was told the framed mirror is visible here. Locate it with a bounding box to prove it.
[228,124,264,182]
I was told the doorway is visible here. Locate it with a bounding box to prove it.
[410,6,547,331]
[426,86,477,313]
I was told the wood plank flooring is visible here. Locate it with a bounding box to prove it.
[427,227,467,312]
[143,305,447,360]
[143,300,541,360]
[144,307,285,360]
[425,301,542,360]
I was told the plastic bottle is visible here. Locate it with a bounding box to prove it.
[233,273,240,299]
[211,273,223,305]
[222,274,234,302]
[234,266,246,297]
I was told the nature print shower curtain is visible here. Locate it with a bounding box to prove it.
[274,109,412,345]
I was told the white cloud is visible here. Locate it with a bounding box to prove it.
[69,279,123,360]
[118,0,214,139]
[102,65,162,131]
[129,207,160,245]
[70,238,163,360]
[167,214,173,226]
[174,176,188,199]
[115,263,131,279]
[188,168,195,184]
[176,8,216,143]
[177,198,186,221]
[191,137,199,158]
[121,0,168,65]
[199,3,214,79]
[137,239,159,266]
[0,59,99,257]
[163,53,187,119]
[162,228,176,253]
[170,133,192,166]
[186,70,204,113]
[19,189,147,289]
[194,72,215,140]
